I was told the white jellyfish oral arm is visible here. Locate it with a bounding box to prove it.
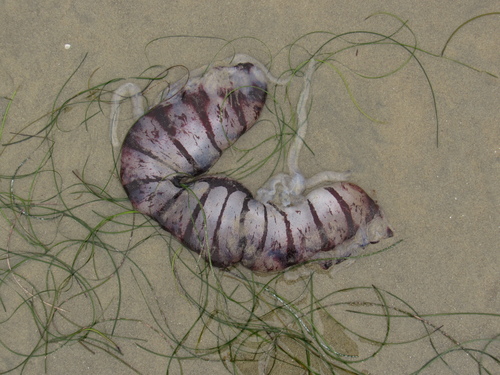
[256,58,350,207]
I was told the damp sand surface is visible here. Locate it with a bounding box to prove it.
[0,1,498,374]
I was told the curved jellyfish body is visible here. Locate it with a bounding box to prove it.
[117,56,393,272]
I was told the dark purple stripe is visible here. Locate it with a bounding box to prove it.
[283,215,297,266]
[258,204,268,254]
[145,104,206,174]
[307,199,332,248]
[237,195,251,251]
[180,188,210,250]
[123,175,164,198]
[182,87,222,154]
[325,186,357,238]
[155,184,185,219]
[211,180,249,265]
[270,204,296,267]
[231,91,251,132]
[348,184,379,222]
[198,177,253,196]
[171,138,201,173]
[149,105,176,137]
[122,135,165,167]
[230,87,266,133]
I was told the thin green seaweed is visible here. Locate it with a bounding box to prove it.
[0,12,498,375]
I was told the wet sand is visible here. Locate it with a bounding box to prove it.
[1,1,498,374]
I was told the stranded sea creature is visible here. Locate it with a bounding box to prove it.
[112,55,393,272]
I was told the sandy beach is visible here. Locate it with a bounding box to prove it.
[1,1,498,374]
